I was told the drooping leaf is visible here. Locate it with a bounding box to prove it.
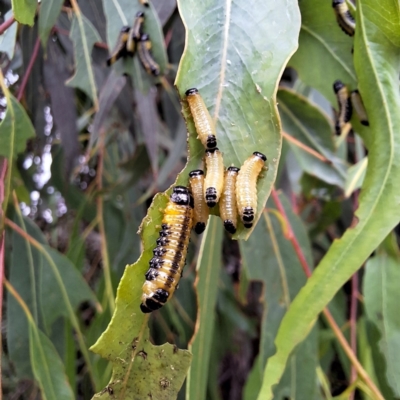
[288,0,356,103]
[38,0,64,47]
[186,217,223,400]
[90,192,192,399]
[278,88,347,187]
[258,0,400,397]
[175,0,301,239]
[363,254,400,396]
[0,10,18,59]
[66,13,100,107]
[0,93,35,159]
[12,0,36,26]
[29,324,74,400]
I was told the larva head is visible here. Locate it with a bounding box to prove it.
[227,166,240,173]
[194,222,206,234]
[171,186,194,208]
[332,0,344,5]
[206,135,217,149]
[120,26,131,33]
[205,187,217,208]
[189,169,204,178]
[136,11,145,17]
[253,152,267,162]
[333,80,345,93]
[140,33,150,42]
[223,220,236,234]
[185,88,199,96]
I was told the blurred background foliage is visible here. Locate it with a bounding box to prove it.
[0,0,399,399]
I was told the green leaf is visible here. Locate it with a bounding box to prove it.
[344,157,367,198]
[0,10,18,59]
[186,217,223,400]
[240,194,318,398]
[90,192,192,399]
[175,0,301,239]
[278,88,347,187]
[66,13,100,107]
[12,0,36,26]
[288,0,356,103]
[258,0,400,397]
[363,254,400,396]
[0,93,35,159]
[38,0,64,47]
[29,325,74,400]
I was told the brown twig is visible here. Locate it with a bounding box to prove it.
[16,37,41,102]
[271,188,384,400]
[282,131,331,164]
[0,15,15,36]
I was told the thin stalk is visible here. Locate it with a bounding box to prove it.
[17,37,40,102]
[0,15,15,35]
[270,188,384,400]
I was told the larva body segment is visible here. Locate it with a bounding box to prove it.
[236,152,266,228]
[204,148,224,208]
[185,88,217,150]
[106,26,130,66]
[141,186,194,313]
[220,167,240,234]
[138,34,160,76]
[351,90,369,126]
[333,80,352,135]
[332,0,355,36]
[127,11,145,54]
[189,170,209,234]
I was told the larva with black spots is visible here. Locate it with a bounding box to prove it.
[189,170,209,234]
[185,88,217,150]
[204,148,224,208]
[236,152,267,229]
[220,167,240,234]
[333,80,352,135]
[126,11,145,55]
[137,34,160,76]
[351,90,369,126]
[140,186,194,313]
[332,0,355,36]
[106,26,130,66]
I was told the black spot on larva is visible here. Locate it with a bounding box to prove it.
[185,88,198,96]
[153,247,166,257]
[153,288,169,303]
[145,269,158,281]
[206,187,217,207]
[157,237,169,246]
[253,151,267,161]
[171,186,193,207]
[224,220,236,234]
[206,135,217,149]
[333,80,345,93]
[242,207,254,222]
[244,222,253,229]
[228,166,240,172]
[189,169,204,177]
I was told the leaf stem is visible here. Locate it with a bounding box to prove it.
[270,188,384,400]
[0,15,15,36]
[17,37,41,102]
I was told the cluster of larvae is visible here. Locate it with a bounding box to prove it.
[106,3,160,76]
[140,88,267,313]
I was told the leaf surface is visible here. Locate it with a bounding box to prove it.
[12,0,36,26]
[38,0,64,47]
[175,0,301,238]
[0,10,18,59]
[258,0,400,397]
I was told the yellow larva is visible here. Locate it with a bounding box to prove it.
[185,88,217,150]
[333,80,352,135]
[137,34,160,76]
[189,170,209,234]
[106,26,130,66]
[140,186,194,313]
[126,11,145,55]
[332,0,355,36]
[220,167,240,234]
[236,152,267,228]
[204,148,224,208]
[351,90,369,126]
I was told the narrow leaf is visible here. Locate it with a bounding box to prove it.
[363,254,400,396]
[186,217,223,400]
[344,157,368,198]
[258,0,400,397]
[12,0,36,26]
[38,0,64,47]
[0,10,18,59]
[175,0,301,238]
[66,13,100,107]
[0,93,35,159]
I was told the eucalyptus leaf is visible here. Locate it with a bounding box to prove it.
[38,0,64,47]
[12,0,36,26]
[0,10,17,59]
